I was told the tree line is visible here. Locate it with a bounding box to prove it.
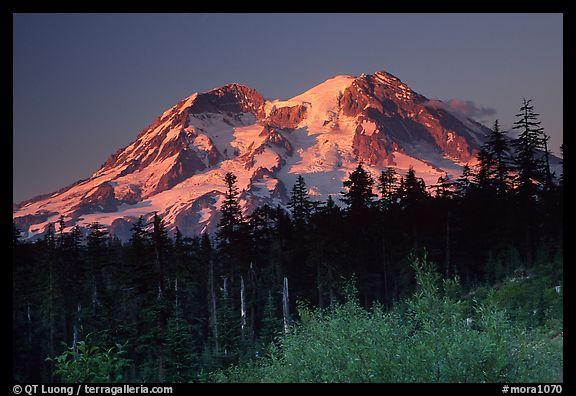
[12,98,563,382]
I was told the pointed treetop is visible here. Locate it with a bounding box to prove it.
[341,162,376,213]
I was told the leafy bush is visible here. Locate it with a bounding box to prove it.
[47,339,131,382]
[214,255,562,383]
[473,258,563,334]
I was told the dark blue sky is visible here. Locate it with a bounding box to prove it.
[13,13,563,202]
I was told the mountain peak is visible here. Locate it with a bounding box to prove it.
[206,82,257,95]
[14,69,499,241]
[373,70,402,82]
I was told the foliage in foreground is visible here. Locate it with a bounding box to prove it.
[213,256,562,383]
[47,339,131,383]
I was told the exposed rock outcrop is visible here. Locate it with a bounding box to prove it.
[267,104,307,129]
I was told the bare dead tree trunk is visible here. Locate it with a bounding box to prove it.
[249,263,257,340]
[157,279,165,383]
[27,303,32,347]
[175,278,179,311]
[445,211,451,278]
[73,303,81,352]
[153,232,166,381]
[208,259,219,353]
[222,277,228,357]
[328,265,335,306]
[240,276,246,340]
[174,278,181,335]
[282,277,290,334]
[154,242,165,339]
[92,281,98,312]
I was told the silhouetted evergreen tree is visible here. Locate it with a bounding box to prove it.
[512,98,547,199]
[341,162,377,215]
[287,175,314,224]
[398,166,428,208]
[259,290,281,348]
[455,164,474,197]
[217,172,244,245]
[484,120,512,194]
[217,172,249,284]
[377,167,399,209]
[511,99,548,266]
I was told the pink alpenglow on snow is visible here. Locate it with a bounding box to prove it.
[14,70,533,241]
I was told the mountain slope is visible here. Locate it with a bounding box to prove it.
[14,70,495,240]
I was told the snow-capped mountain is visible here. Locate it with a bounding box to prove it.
[14,70,493,240]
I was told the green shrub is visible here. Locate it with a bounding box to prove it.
[47,339,131,383]
[473,258,563,334]
[214,255,562,383]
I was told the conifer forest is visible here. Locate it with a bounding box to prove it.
[12,100,564,383]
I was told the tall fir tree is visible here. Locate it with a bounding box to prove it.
[455,164,474,197]
[217,172,244,245]
[511,99,548,266]
[40,223,59,381]
[85,222,112,337]
[377,167,399,209]
[485,120,512,194]
[287,175,314,224]
[150,213,172,382]
[341,162,376,215]
[512,98,547,198]
[398,166,428,208]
